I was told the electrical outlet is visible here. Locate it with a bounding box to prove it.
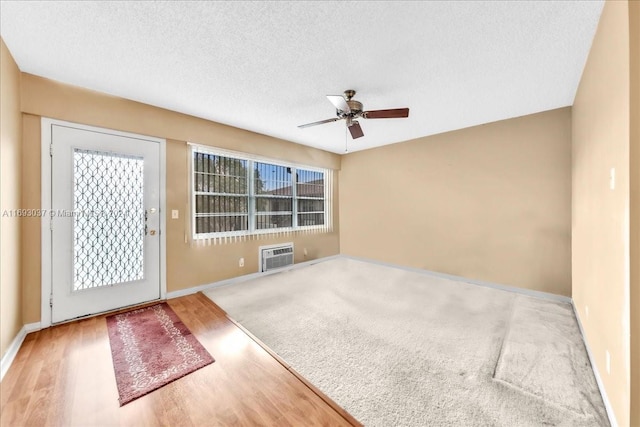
[171,209,179,219]
[606,350,611,374]
[303,248,308,257]
[239,257,244,267]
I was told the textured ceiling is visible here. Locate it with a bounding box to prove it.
[0,1,603,154]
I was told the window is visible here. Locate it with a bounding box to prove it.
[193,152,249,235]
[191,146,331,239]
[297,169,325,227]
[255,162,293,230]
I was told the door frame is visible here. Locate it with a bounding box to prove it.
[40,117,167,327]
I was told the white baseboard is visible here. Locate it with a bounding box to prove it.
[571,302,618,427]
[340,255,573,304]
[165,255,341,299]
[24,322,41,333]
[176,253,572,304]
[0,322,40,382]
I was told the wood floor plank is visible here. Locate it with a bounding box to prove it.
[0,395,30,427]
[0,293,356,427]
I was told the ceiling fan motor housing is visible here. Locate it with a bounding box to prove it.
[337,100,363,119]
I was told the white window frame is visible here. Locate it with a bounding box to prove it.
[189,144,329,240]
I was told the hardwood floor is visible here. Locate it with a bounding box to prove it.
[0,293,359,427]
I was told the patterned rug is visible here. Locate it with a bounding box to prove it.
[106,303,214,406]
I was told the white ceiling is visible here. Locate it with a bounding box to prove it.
[0,1,603,154]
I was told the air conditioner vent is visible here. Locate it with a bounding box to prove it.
[260,243,294,272]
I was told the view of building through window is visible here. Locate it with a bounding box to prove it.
[192,148,328,238]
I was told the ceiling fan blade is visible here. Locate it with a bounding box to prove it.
[327,95,351,113]
[348,121,364,139]
[298,118,340,128]
[363,108,410,119]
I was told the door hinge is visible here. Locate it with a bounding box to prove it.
[49,295,53,308]
[49,143,53,157]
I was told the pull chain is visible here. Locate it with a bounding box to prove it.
[344,126,349,153]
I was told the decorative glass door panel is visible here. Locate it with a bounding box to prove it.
[73,149,145,290]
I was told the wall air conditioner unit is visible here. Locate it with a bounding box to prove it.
[259,243,294,273]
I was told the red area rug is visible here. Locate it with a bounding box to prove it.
[106,303,214,406]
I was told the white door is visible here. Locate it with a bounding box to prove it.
[50,124,161,323]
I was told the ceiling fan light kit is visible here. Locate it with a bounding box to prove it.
[298,90,410,139]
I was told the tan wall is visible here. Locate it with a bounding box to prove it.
[629,1,639,425]
[0,39,23,357]
[340,107,572,296]
[19,74,340,324]
[165,138,340,290]
[21,114,41,327]
[572,2,631,426]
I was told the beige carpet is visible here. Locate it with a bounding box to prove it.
[205,257,608,426]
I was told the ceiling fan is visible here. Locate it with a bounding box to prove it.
[298,90,410,139]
